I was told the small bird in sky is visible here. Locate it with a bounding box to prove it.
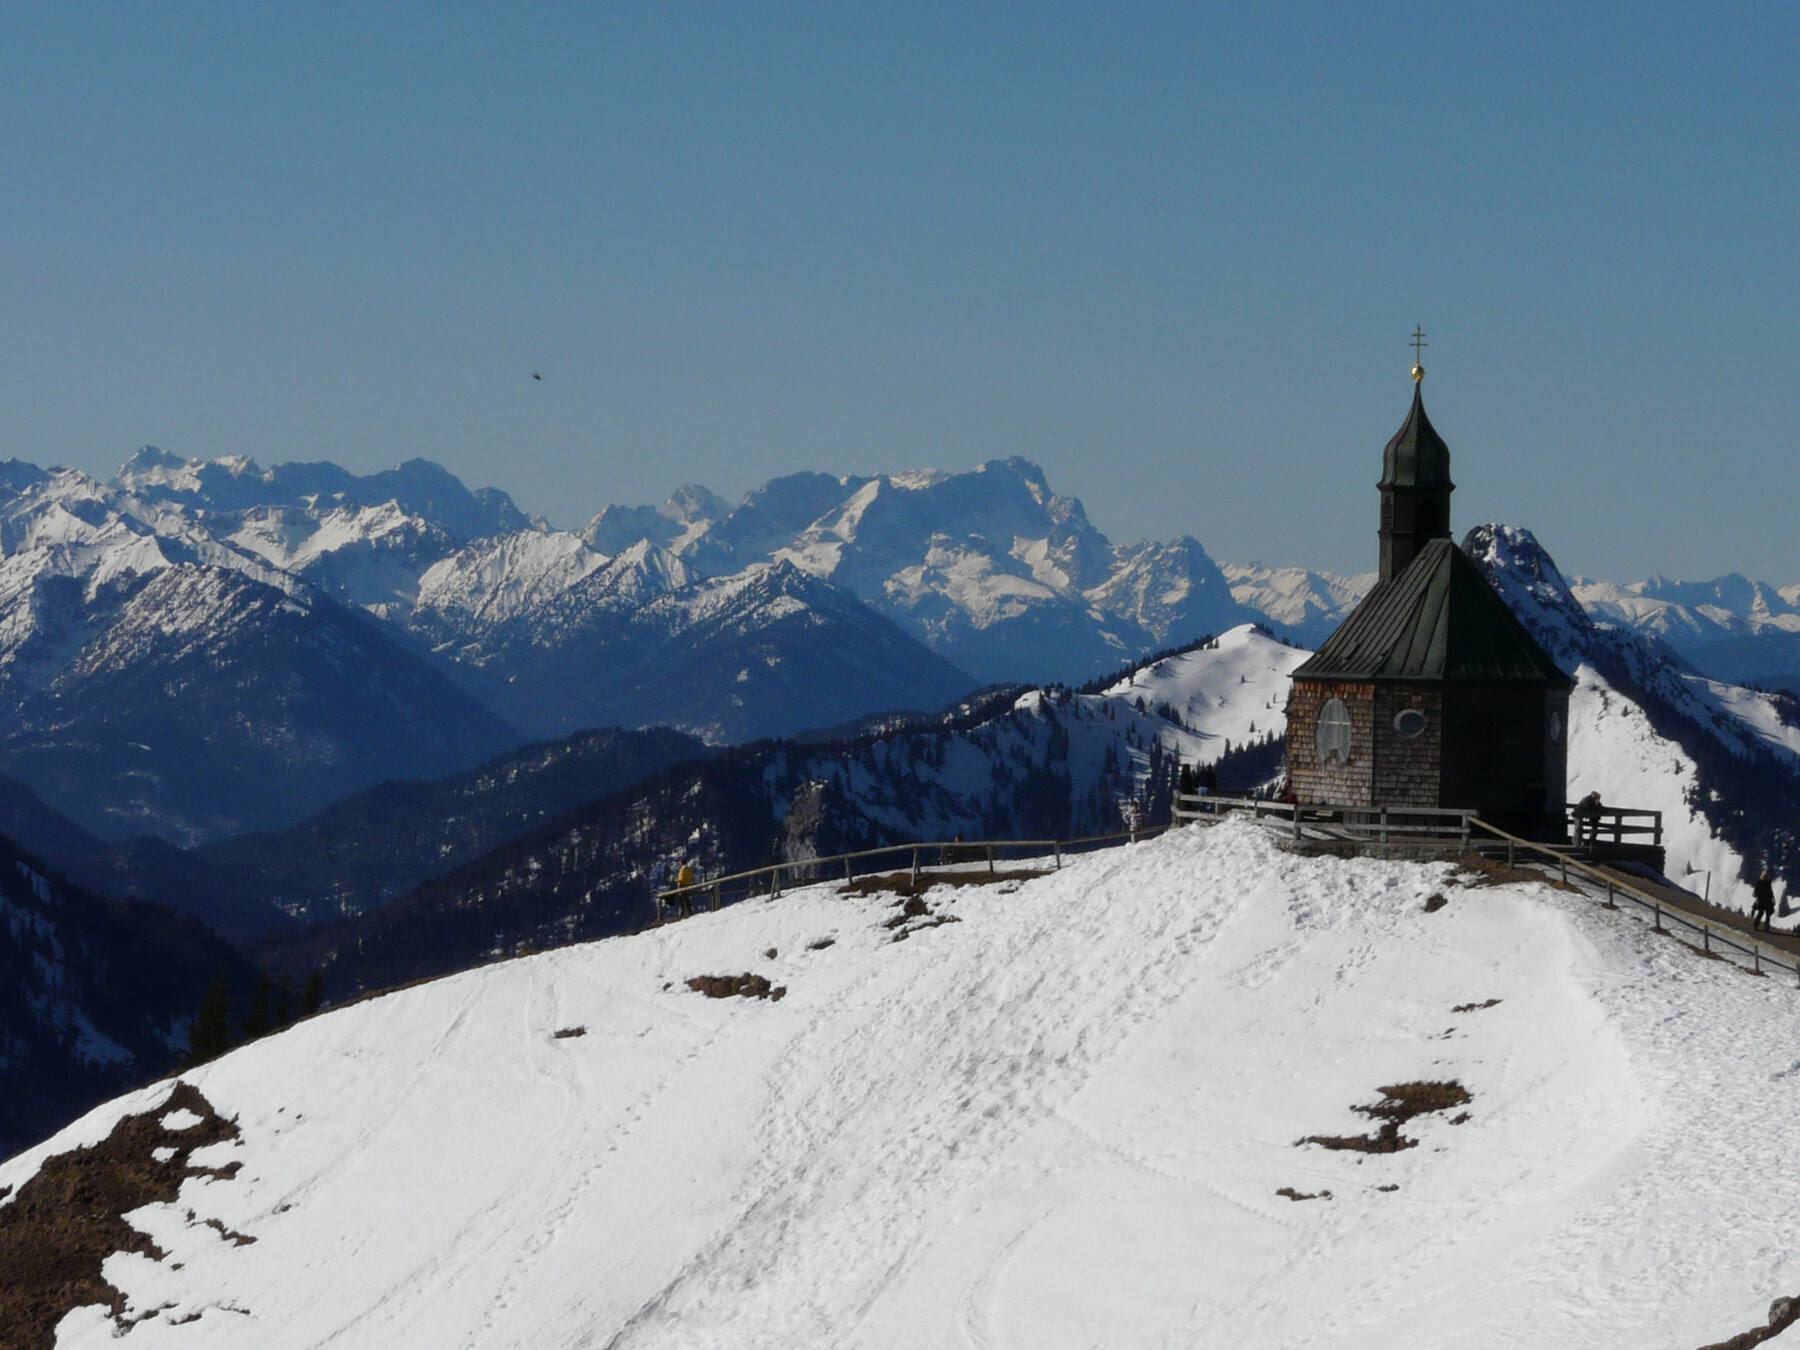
[531,372,542,381]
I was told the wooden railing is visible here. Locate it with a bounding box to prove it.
[1173,794,1475,845]
[655,823,1174,919]
[1470,816,1798,984]
[1568,804,1664,848]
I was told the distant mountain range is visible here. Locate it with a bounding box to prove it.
[0,443,1790,852]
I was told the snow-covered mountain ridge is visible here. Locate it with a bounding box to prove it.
[264,624,1301,1000]
[11,820,1800,1347]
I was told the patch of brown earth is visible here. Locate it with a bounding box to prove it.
[0,1081,244,1348]
[1274,1187,1331,1202]
[1453,853,1582,893]
[1422,893,1449,913]
[838,867,1048,899]
[807,937,836,951]
[1298,1081,1473,1153]
[686,973,787,1002]
[891,914,963,943]
[199,1217,255,1248]
[1452,998,1503,1013]
[1697,1295,1800,1349]
[551,1026,587,1039]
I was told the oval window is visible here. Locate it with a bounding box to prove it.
[1548,711,1563,742]
[1316,698,1353,765]
[1393,708,1427,739]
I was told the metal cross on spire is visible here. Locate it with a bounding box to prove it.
[1410,325,1428,383]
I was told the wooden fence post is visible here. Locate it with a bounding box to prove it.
[1054,842,1062,870]
[911,846,920,890]
[987,844,995,876]
[1507,838,1516,868]
[712,880,721,911]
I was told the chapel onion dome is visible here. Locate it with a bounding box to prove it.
[1379,379,1454,491]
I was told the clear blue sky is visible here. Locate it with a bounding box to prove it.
[1,2,1794,581]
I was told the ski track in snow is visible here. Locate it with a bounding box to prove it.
[11,818,1800,1348]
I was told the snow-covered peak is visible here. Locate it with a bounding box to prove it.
[415,531,607,629]
[1223,561,1374,644]
[1103,623,1305,762]
[583,484,728,556]
[1461,523,1596,665]
[1085,536,1251,645]
[115,450,530,544]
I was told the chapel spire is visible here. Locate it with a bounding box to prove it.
[1377,329,1454,581]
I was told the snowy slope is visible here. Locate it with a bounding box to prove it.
[1104,623,1304,758]
[1467,523,1800,911]
[12,819,1800,1348]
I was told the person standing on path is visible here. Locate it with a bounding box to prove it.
[1751,868,1777,932]
[674,860,698,919]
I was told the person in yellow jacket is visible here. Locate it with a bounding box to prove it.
[673,860,697,919]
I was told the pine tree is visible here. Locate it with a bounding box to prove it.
[186,977,234,1067]
[301,969,326,1018]
[242,977,273,1040]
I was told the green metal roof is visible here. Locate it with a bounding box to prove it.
[1293,537,1573,686]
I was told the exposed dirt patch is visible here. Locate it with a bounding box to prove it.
[881,894,965,943]
[838,867,1049,899]
[1274,1187,1331,1202]
[1452,998,1503,1013]
[686,973,787,1002]
[1697,1294,1800,1349]
[1453,853,1582,892]
[807,937,836,952]
[1298,1081,1473,1153]
[763,947,778,960]
[891,914,963,943]
[552,1026,587,1039]
[1376,1184,1399,1193]
[200,1217,256,1247]
[1423,892,1449,913]
[0,1081,244,1347]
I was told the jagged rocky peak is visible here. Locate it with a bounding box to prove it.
[583,483,730,555]
[1088,535,1246,645]
[414,530,607,628]
[1461,523,1595,662]
[684,471,871,576]
[0,457,52,499]
[115,448,530,543]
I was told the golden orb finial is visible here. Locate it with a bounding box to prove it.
[1410,325,1428,383]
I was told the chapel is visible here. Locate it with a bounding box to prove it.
[1284,337,1574,840]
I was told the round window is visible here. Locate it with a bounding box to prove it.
[1316,698,1353,766]
[1393,708,1427,739]
[1548,711,1563,742]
